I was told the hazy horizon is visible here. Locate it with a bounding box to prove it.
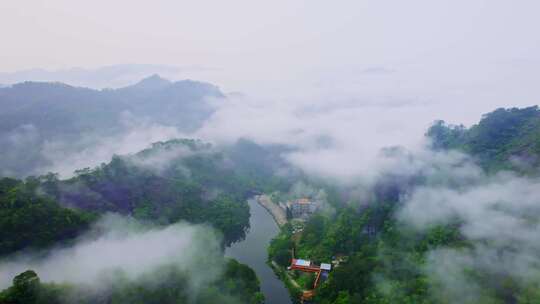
[1,1,539,112]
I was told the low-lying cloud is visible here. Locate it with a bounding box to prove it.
[0,214,223,293]
[397,155,540,303]
[0,113,185,178]
[195,94,457,185]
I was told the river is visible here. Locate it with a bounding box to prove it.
[226,198,292,304]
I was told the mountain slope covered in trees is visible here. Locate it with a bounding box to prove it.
[0,75,223,177]
[37,138,294,245]
[269,106,540,304]
[3,104,539,304]
[0,178,95,256]
[427,106,540,172]
[0,139,283,304]
[0,137,297,303]
[0,137,295,255]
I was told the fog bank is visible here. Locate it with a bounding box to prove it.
[0,214,223,292]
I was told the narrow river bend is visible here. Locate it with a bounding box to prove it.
[226,198,292,304]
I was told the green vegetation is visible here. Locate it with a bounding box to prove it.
[427,106,540,173]
[0,139,281,254]
[0,177,95,256]
[0,139,292,303]
[0,260,264,304]
[5,104,540,303]
[268,223,294,267]
[294,271,316,289]
[39,139,293,245]
[269,200,489,303]
[268,107,540,303]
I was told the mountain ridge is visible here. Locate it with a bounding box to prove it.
[0,76,224,177]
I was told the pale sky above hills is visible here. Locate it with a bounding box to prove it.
[0,0,540,100]
[1,1,539,128]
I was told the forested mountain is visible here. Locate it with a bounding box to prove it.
[2,98,539,304]
[0,139,282,303]
[0,75,223,177]
[0,135,295,253]
[4,1,538,303]
[269,106,540,304]
[427,106,540,173]
[0,136,298,303]
[35,138,293,245]
[0,178,95,256]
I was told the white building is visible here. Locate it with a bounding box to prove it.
[288,198,318,219]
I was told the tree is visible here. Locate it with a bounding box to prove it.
[11,270,40,304]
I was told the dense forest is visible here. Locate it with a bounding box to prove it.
[427,106,540,173]
[268,106,540,304]
[0,259,264,304]
[0,178,95,256]
[0,138,295,303]
[0,137,296,253]
[4,0,540,302]
[2,105,539,304]
[37,138,293,245]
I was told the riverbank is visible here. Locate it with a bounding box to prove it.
[255,194,288,227]
[226,199,292,304]
[256,195,304,303]
[255,195,306,303]
[268,260,302,304]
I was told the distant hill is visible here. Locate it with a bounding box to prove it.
[0,75,224,177]
[427,106,540,173]
[0,64,189,88]
[0,75,222,133]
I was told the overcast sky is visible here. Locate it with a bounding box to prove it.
[0,0,540,90]
[1,0,539,124]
